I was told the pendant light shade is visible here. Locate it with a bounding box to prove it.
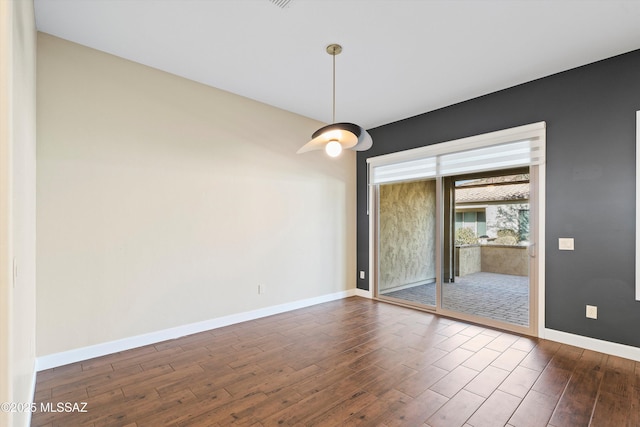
[297,122,373,154]
[297,44,373,156]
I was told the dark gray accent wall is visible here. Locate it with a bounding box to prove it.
[357,49,640,348]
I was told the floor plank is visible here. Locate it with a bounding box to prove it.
[467,389,521,427]
[507,389,558,427]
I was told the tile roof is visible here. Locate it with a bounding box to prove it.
[456,182,529,204]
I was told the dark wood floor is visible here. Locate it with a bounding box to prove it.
[32,297,640,427]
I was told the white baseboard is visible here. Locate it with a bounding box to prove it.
[37,289,357,371]
[11,359,37,427]
[354,288,372,299]
[25,360,37,427]
[543,328,640,362]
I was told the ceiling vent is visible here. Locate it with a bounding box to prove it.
[269,0,294,8]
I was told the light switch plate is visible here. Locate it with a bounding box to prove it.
[559,238,574,251]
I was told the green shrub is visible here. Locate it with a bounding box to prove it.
[495,228,519,245]
[455,227,477,245]
[494,235,518,245]
[497,228,518,238]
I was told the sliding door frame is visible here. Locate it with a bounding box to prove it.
[436,166,538,336]
[367,122,546,337]
[371,178,442,311]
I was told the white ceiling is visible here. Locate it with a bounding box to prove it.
[34,0,640,130]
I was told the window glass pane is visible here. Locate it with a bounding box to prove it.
[378,179,437,308]
[477,211,487,236]
[463,212,476,224]
[518,209,530,242]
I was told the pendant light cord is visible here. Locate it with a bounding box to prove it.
[332,46,336,123]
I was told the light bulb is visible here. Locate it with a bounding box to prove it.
[325,140,343,157]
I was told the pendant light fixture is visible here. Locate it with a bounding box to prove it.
[297,44,372,157]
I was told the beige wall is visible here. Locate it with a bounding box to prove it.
[1,1,38,426]
[455,245,481,276]
[481,245,529,276]
[379,180,436,291]
[36,34,356,356]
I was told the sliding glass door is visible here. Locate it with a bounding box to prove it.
[440,169,532,329]
[369,122,544,336]
[376,179,438,309]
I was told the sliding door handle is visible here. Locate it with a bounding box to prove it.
[527,243,536,258]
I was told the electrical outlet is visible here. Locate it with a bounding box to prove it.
[586,305,597,319]
[258,284,265,295]
[359,271,365,280]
